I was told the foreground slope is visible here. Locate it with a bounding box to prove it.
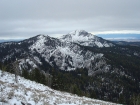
[0,70,119,105]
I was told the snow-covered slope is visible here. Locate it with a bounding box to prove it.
[0,70,120,105]
[29,35,105,71]
[60,30,114,47]
[29,35,110,73]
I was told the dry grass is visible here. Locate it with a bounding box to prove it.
[0,97,8,103]
[10,83,18,89]
[26,87,32,91]
[8,91,14,99]
[0,80,6,85]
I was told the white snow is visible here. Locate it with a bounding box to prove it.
[19,58,37,70]
[29,35,46,53]
[60,30,114,48]
[34,56,42,64]
[0,70,120,105]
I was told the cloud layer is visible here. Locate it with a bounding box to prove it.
[0,0,140,39]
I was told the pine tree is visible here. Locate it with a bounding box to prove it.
[0,64,7,76]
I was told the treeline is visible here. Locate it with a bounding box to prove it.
[50,68,140,105]
[50,68,89,96]
[22,68,50,86]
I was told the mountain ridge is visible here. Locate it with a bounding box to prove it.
[0,30,114,73]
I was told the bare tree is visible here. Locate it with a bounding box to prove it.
[47,74,52,87]
[12,59,20,83]
[45,73,52,87]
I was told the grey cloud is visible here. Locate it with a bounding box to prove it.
[0,0,140,39]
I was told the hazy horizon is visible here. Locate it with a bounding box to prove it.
[0,33,140,43]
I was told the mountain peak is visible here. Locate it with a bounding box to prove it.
[60,30,114,47]
[35,34,54,41]
[36,34,46,38]
[70,29,87,33]
[69,30,89,36]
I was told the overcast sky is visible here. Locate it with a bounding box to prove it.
[0,0,140,40]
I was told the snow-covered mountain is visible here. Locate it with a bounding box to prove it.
[0,30,140,104]
[60,30,114,47]
[0,70,120,105]
[0,30,114,75]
